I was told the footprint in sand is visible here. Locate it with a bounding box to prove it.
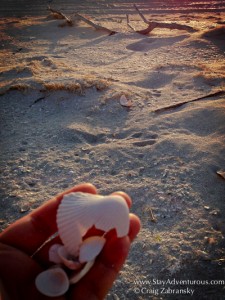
[112,130,158,147]
[57,127,106,145]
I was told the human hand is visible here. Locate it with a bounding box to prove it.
[0,183,141,300]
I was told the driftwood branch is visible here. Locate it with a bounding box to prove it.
[48,6,73,26]
[126,13,153,34]
[134,4,149,24]
[141,21,196,34]
[48,6,116,34]
[75,13,116,35]
[128,4,196,35]
[153,90,225,114]
[126,14,136,31]
[48,4,195,36]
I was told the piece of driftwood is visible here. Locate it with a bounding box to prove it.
[127,4,195,34]
[126,14,135,31]
[48,6,73,26]
[75,13,116,35]
[153,90,225,114]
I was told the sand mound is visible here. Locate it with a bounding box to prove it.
[202,25,225,39]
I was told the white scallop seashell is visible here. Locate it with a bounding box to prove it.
[35,267,69,297]
[79,236,106,263]
[49,244,63,264]
[69,260,95,284]
[57,192,129,255]
[120,95,132,107]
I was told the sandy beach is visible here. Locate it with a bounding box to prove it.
[0,0,225,299]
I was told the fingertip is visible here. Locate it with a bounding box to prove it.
[128,214,141,242]
[59,183,98,199]
[77,183,98,194]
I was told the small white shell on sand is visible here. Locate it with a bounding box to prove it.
[35,267,69,297]
[79,236,106,263]
[120,95,132,107]
[69,260,95,284]
[57,192,129,255]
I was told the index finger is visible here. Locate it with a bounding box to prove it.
[0,183,97,256]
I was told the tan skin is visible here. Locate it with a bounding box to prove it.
[0,183,141,300]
